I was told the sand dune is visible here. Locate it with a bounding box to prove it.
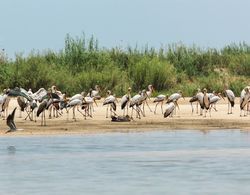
[0,97,249,136]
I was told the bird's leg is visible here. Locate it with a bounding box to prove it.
[106,105,109,118]
[196,102,198,114]
[145,100,152,112]
[228,102,230,114]
[204,109,207,118]
[161,102,164,114]
[110,107,117,116]
[126,104,129,116]
[84,107,87,120]
[77,107,86,118]
[89,104,93,117]
[142,102,145,116]
[44,110,46,126]
[212,103,217,112]
[123,108,125,116]
[33,109,37,122]
[138,106,145,117]
[200,108,203,116]
[136,106,141,119]
[48,105,52,119]
[154,102,159,114]
[73,106,76,121]
[24,108,33,121]
[131,106,136,118]
[67,108,70,121]
[18,107,22,118]
[209,107,212,117]
[191,103,194,114]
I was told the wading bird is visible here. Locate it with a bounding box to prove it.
[120,87,131,116]
[153,94,168,114]
[240,87,250,117]
[164,101,179,118]
[203,88,210,117]
[103,90,117,118]
[37,99,48,126]
[224,89,235,114]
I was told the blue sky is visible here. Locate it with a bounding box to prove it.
[1,0,250,58]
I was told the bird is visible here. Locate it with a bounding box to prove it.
[202,88,210,117]
[120,87,131,116]
[103,90,117,118]
[82,95,97,118]
[146,84,154,99]
[189,95,199,114]
[166,91,184,116]
[6,87,32,101]
[142,85,153,114]
[167,91,185,103]
[0,90,10,119]
[240,87,250,117]
[6,107,17,133]
[17,96,30,118]
[164,101,178,118]
[88,85,101,100]
[209,93,224,112]
[37,99,48,126]
[153,94,168,114]
[66,98,84,121]
[129,90,148,119]
[224,89,235,114]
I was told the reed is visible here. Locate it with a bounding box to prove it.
[0,34,249,96]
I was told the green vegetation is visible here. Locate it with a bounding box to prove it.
[0,34,249,96]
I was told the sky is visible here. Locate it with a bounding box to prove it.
[1,0,250,58]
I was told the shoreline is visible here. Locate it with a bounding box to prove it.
[0,97,250,136]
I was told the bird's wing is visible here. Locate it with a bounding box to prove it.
[6,107,17,131]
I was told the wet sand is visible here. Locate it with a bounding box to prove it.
[0,97,249,136]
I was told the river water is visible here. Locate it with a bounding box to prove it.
[1,130,250,194]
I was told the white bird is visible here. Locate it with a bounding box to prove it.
[129,90,147,119]
[69,93,84,101]
[66,99,84,121]
[32,88,47,102]
[166,91,184,116]
[88,85,101,100]
[167,91,184,103]
[164,102,178,118]
[153,94,168,114]
[209,93,224,112]
[240,87,250,117]
[202,88,210,117]
[146,84,154,99]
[37,99,48,126]
[103,90,117,118]
[82,95,96,118]
[0,92,9,119]
[224,89,235,114]
[120,87,131,116]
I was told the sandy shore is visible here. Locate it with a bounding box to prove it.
[0,97,249,136]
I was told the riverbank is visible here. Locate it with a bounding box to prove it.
[0,98,249,136]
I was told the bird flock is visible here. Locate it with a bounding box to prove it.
[1,84,250,132]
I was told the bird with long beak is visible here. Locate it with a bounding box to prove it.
[209,92,225,112]
[153,94,168,114]
[164,101,179,118]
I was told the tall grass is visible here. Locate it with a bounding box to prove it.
[0,34,249,96]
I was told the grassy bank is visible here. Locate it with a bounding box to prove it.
[0,34,249,96]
